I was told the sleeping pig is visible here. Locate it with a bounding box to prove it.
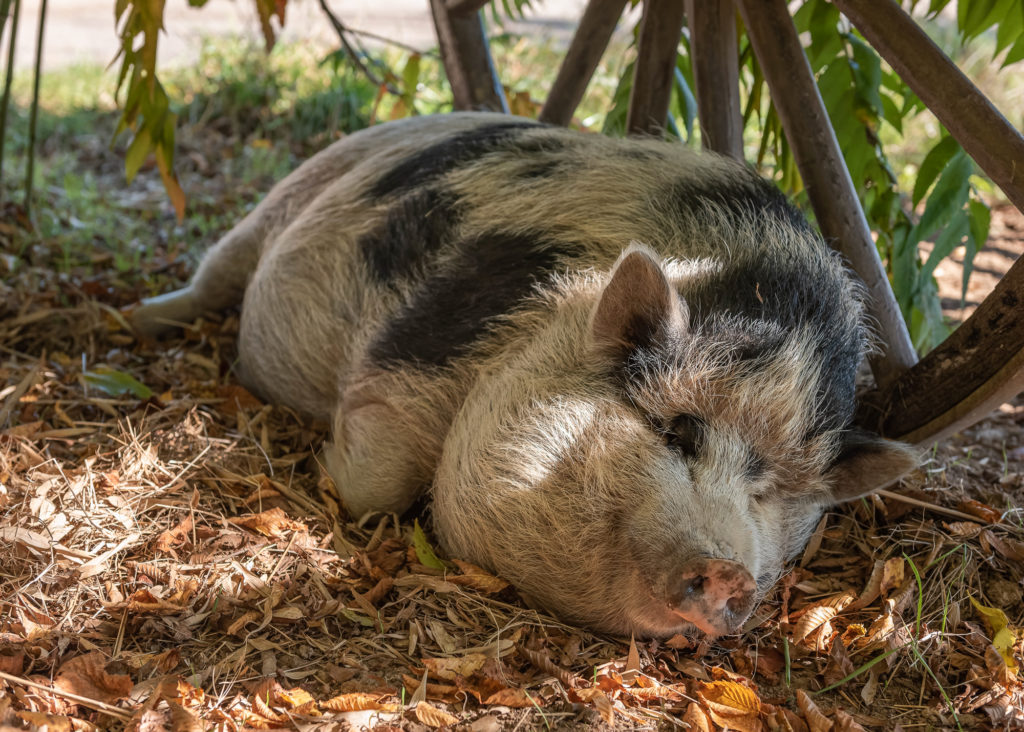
[133,112,918,638]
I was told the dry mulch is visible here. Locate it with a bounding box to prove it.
[1,191,1023,730]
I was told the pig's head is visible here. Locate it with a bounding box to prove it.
[432,243,919,639]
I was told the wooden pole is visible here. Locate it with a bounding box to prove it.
[430,0,509,112]
[626,0,686,136]
[859,256,1024,445]
[834,0,1024,216]
[736,0,917,389]
[684,0,743,161]
[539,0,628,126]
[446,0,490,14]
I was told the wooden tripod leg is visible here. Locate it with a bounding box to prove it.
[684,0,743,161]
[430,0,509,112]
[539,0,628,126]
[736,0,918,390]
[626,0,686,136]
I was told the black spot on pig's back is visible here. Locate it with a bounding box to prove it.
[369,120,549,199]
[668,174,809,233]
[358,187,458,283]
[368,231,580,367]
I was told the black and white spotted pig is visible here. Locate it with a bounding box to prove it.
[133,113,918,638]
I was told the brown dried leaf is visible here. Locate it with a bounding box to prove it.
[414,701,459,728]
[448,559,510,594]
[162,699,202,732]
[682,702,713,732]
[879,558,904,597]
[793,605,839,645]
[481,687,536,708]
[422,653,487,681]
[229,507,307,538]
[54,652,134,705]
[833,710,868,732]
[956,498,1002,523]
[823,639,854,687]
[944,521,983,538]
[15,711,77,731]
[0,645,25,675]
[986,532,1024,561]
[214,384,263,416]
[154,515,193,555]
[322,693,398,712]
[796,689,833,732]
[401,673,461,703]
[698,680,763,732]
[575,687,614,724]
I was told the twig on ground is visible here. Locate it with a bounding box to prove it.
[0,670,133,720]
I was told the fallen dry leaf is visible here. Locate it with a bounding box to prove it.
[414,701,460,728]
[228,506,307,538]
[698,680,763,732]
[448,559,510,594]
[322,692,398,713]
[422,653,487,681]
[682,701,713,732]
[796,689,833,732]
[575,687,615,724]
[957,499,1002,524]
[54,652,134,706]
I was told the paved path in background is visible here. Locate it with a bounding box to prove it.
[5,0,610,74]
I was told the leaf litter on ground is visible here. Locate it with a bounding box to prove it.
[1,132,1023,730]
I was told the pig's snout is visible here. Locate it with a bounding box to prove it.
[668,558,757,636]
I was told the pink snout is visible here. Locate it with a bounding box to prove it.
[668,558,757,636]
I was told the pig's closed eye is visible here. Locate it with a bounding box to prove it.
[665,414,704,458]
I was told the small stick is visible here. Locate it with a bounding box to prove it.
[0,670,133,719]
[318,0,400,96]
[876,489,991,524]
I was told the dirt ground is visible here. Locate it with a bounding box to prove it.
[0,122,1022,730]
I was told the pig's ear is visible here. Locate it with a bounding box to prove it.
[591,245,688,357]
[824,428,920,504]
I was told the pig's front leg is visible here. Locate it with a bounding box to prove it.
[323,372,449,519]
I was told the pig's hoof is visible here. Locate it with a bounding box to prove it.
[129,287,201,337]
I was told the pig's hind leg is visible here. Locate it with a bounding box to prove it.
[131,218,264,337]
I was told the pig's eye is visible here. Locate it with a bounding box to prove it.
[665,414,704,458]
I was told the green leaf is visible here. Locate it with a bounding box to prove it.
[960,0,999,39]
[913,135,960,207]
[967,198,992,250]
[124,126,153,182]
[338,608,376,627]
[917,150,973,238]
[1003,34,1024,66]
[927,0,954,16]
[963,198,991,301]
[412,519,447,571]
[848,34,883,115]
[994,0,1023,54]
[879,93,903,133]
[921,213,969,283]
[401,53,421,100]
[82,367,154,399]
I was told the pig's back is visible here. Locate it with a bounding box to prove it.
[238,114,856,423]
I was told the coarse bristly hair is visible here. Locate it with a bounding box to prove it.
[132,112,920,638]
